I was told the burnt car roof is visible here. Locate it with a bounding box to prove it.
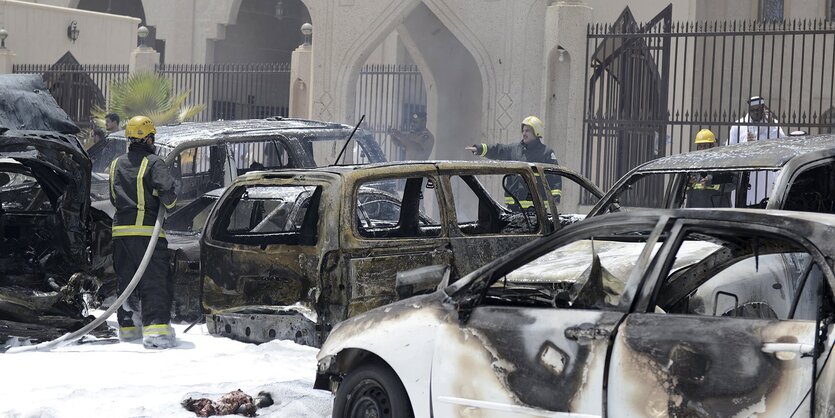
[236,159,574,179]
[635,134,835,172]
[109,117,359,150]
[0,74,80,135]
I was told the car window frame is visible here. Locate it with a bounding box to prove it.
[350,171,446,241]
[637,218,835,317]
[208,182,323,246]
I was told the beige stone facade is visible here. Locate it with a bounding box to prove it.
[3,0,833,182]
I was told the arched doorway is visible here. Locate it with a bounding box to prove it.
[350,2,484,163]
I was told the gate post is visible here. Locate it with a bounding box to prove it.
[0,29,16,74]
[544,2,591,175]
[289,23,313,119]
[129,26,159,74]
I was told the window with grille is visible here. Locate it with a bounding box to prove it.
[759,0,784,22]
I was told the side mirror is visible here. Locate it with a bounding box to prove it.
[395,265,449,299]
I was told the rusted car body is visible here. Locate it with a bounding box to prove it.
[316,209,835,417]
[199,160,602,343]
[590,134,835,215]
[0,75,111,346]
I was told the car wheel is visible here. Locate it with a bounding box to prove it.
[333,361,414,418]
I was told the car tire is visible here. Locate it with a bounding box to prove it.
[333,361,414,418]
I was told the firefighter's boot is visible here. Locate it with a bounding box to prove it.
[143,324,177,349]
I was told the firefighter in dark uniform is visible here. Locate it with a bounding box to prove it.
[686,129,733,208]
[109,116,178,349]
[466,115,562,212]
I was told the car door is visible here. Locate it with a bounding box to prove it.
[430,216,668,417]
[608,219,835,417]
[343,171,453,316]
[446,169,549,277]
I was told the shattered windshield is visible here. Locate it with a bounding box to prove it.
[484,230,720,311]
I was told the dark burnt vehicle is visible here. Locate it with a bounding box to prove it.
[316,208,835,417]
[199,160,602,344]
[0,75,111,347]
[88,118,386,321]
[589,134,835,216]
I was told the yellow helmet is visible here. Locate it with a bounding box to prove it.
[695,129,716,144]
[522,116,544,138]
[125,116,156,141]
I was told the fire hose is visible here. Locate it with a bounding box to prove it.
[7,208,165,353]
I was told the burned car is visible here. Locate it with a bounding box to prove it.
[0,75,111,346]
[590,134,835,215]
[88,118,387,321]
[199,160,602,343]
[316,208,835,417]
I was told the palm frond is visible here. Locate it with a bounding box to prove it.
[99,72,204,126]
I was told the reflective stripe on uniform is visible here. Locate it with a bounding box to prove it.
[479,143,488,157]
[691,183,721,190]
[551,189,562,196]
[505,197,534,208]
[135,157,149,226]
[143,323,173,336]
[164,199,177,210]
[109,158,119,200]
[112,225,167,238]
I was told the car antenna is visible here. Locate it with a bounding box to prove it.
[332,114,365,167]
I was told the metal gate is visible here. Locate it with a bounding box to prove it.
[584,5,671,205]
[354,64,427,162]
[13,53,129,131]
[583,6,835,204]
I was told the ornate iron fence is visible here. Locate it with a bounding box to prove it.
[157,63,291,122]
[13,62,291,129]
[584,7,835,202]
[13,62,129,131]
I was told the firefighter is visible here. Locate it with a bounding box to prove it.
[109,115,178,349]
[388,111,435,161]
[465,115,562,211]
[686,129,733,208]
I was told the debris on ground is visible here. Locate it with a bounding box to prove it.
[182,389,274,417]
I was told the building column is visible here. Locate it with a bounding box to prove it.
[129,26,160,74]
[289,23,314,119]
[544,1,593,211]
[544,1,592,173]
[0,28,16,74]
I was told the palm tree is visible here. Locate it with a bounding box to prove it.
[91,72,205,130]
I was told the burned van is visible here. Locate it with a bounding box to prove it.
[199,160,602,343]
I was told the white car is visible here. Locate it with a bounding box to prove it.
[316,209,835,417]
